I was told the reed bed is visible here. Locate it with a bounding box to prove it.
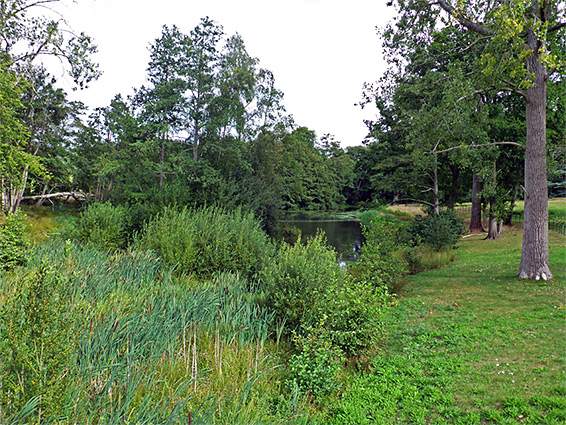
[0,240,282,424]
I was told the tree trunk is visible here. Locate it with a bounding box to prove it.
[518,27,551,280]
[447,163,459,209]
[468,171,485,233]
[504,181,520,226]
[159,138,166,188]
[432,156,440,215]
[486,198,499,239]
[34,184,48,207]
[482,198,488,229]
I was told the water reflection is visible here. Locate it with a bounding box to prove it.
[280,217,363,263]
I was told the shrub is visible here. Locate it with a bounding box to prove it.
[65,202,133,250]
[316,278,392,357]
[0,212,31,270]
[408,210,465,251]
[138,206,274,280]
[349,217,408,291]
[261,231,343,331]
[288,329,343,397]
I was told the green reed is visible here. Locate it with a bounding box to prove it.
[0,240,279,424]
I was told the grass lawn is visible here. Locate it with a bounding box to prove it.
[323,225,565,425]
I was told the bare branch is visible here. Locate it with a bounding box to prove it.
[548,22,566,32]
[391,198,434,208]
[22,191,90,201]
[432,141,525,154]
[437,0,492,36]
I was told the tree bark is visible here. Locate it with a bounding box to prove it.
[486,197,499,239]
[468,171,485,233]
[432,156,440,215]
[518,28,551,280]
[159,138,166,188]
[447,163,459,209]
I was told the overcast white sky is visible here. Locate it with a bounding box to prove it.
[57,0,395,146]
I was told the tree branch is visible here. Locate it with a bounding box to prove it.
[391,198,433,208]
[432,141,525,154]
[458,85,527,101]
[548,22,566,32]
[22,191,90,201]
[437,0,492,36]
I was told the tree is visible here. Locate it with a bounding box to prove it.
[183,17,224,162]
[385,0,565,280]
[135,25,188,188]
[0,61,40,213]
[0,0,99,213]
[0,0,100,88]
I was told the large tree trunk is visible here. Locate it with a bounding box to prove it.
[518,28,551,280]
[468,171,485,233]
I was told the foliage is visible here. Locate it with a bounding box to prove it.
[0,265,76,419]
[316,278,392,357]
[63,202,133,250]
[349,217,408,291]
[0,240,281,423]
[138,205,274,280]
[321,229,566,424]
[288,329,344,398]
[408,210,465,251]
[261,231,343,330]
[0,211,31,270]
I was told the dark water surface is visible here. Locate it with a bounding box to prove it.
[281,217,363,263]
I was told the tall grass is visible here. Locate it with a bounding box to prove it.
[137,206,275,280]
[0,240,281,424]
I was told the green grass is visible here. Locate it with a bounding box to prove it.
[2,207,565,424]
[511,198,566,221]
[318,226,566,425]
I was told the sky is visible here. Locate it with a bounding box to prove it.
[55,0,396,147]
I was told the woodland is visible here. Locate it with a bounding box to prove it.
[0,0,565,424]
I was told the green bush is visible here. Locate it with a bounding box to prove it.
[138,206,274,280]
[64,202,133,250]
[317,278,392,356]
[0,212,31,270]
[408,210,465,251]
[261,231,343,330]
[288,329,343,398]
[349,217,408,291]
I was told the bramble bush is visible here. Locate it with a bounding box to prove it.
[0,212,31,270]
[316,277,393,357]
[287,328,344,398]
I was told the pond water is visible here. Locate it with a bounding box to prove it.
[280,215,364,263]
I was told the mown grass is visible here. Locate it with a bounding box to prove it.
[319,225,566,425]
[512,198,566,220]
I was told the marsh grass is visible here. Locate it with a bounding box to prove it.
[0,240,290,424]
[18,206,70,242]
[320,225,566,424]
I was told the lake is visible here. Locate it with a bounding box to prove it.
[280,214,364,264]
